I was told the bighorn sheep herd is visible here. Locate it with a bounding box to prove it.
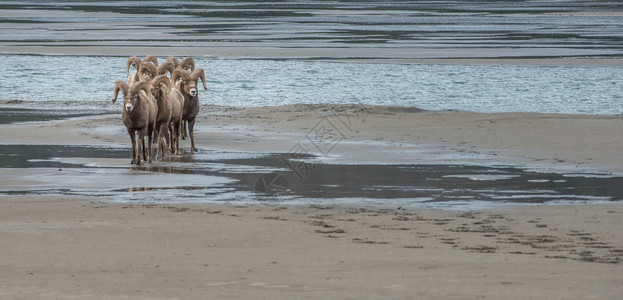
[112,55,207,165]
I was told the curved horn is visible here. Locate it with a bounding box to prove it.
[138,62,157,82]
[172,69,191,84]
[179,57,195,71]
[142,55,159,67]
[112,80,129,104]
[191,69,207,91]
[166,56,179,68]
[132,81,152,99]
[156,61,174,76]
[151,75,172,93]
[126,56,141,76]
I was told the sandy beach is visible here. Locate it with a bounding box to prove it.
[2,1,623,298]
[0,197,621,299]
[1,103,622,299]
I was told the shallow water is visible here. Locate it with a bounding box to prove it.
[1,55,622,115]
[0,107,109,124]
[1,144,621,210]
[2,0,623,115]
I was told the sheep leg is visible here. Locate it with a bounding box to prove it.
[153,126,159,145]
[168,123,175,154]
[136,130,144,166]
[154,122,161,157]
[174,121,181,155]
[141,136,147,164]
[188,118,197,153]
[165,123,172,155]
[182,120,188,139]
[128,128,137,164]
[147,124,154,163]
[158,122,169,157]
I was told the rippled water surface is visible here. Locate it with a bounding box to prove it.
[1,144,621,210]
[2,1,623,59]
[1,55,622,115]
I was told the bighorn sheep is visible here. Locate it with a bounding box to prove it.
[166,56,179,69]
[112,81,158,165]
[163,77,185,155]
[178,57,195,72]
[156,61,175,77]
[172,68,206,152]
[149,75,184,156]
[175,57,197,139]
[138,62,157,82]
[126,55,159,85]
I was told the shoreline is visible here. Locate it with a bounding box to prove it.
[1,102,622,175]
[2,51,623,67]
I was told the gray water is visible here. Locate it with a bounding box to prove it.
[2,1,623,59]
[2,1,623,114]
[2,55,623,115]
[1,144,621,210]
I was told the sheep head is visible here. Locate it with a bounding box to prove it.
[114,81,151,113]
[138,62,156,82]
[172,69,191,84]
[166,56,179,68]
[156,61,175,77]
[173,68,206,97]
[179,57,195,72]
[142,55,159,67]
[126,56,141,76]
[122,81,152,113]
[149,75,171,100]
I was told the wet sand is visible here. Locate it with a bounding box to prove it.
[1,103,622,298]
[2,102,621,174]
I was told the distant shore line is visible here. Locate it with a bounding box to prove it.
[2,52,623,67]
[1,100,621,119]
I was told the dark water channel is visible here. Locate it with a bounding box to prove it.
[0,107,108,124]
[1,144,621,209]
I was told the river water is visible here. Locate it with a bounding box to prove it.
[1,55,622,115]
[2,1,623,114]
